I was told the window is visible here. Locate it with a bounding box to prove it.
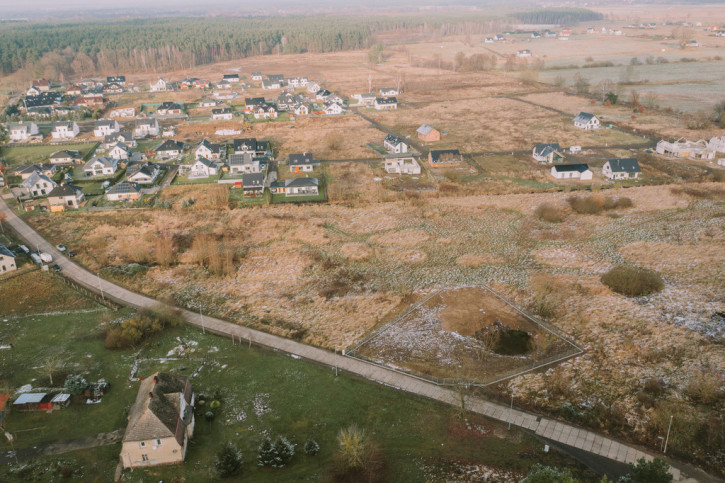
[141,454,148,462]
[140,441,146,448]
[156,439,162,446]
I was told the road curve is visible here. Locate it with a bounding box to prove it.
[0,196,685,481]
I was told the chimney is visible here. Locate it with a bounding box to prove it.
[148,392,153,399]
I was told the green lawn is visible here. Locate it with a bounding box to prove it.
[0,306,596,482]
[172,172,221,185]
[0,143,99,167]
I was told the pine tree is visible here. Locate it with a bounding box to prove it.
[303,438,320,456]
[215,442,243,478]
[258,437,276,467]
[273,436,295,467]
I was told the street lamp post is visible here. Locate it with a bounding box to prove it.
[334,346,339,377]
[200,308,205,334]
[97,273,105,301]
[664,415,673,454]
[508,393,513,430]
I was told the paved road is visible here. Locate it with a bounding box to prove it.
[0,197,689,481]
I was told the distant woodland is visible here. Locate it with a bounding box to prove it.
[0,14,513,79]
[509,8,604,25]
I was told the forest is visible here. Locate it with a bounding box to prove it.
[0,13,509,78]
[509,8,604,25]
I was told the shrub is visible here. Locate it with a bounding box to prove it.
[566,194,603,214]
[603,196,633,210]
[620,457,672,483]
[215,442,243,478]
[601,265,664,297]
[304,438,320,456]
[273,436,295,467]
[258,437,276,467]
[105,307,183,349]
[63,374,87,395]
[684,368,725,405]
[523,464,577,482]
[534,203,564,223]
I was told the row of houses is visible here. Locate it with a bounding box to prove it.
[656,137,725,160]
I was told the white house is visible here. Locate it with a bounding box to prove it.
[211,108,234,120]
[262,79,282,90]
[104,132,136,149]
[0,244,17,273]
[708,136,725,153]
[532,143,564,164]
[573,112,600,130]
[293,104,309,116]
[307,81,321,94]
[602,158,641,180]
[126,162,160,185]
[93,120,120,138]
[284,177,319,197]
[19,171,57,198]
[50,121,79,140]
[324,102,345,115]
[195,140,225,160]
[47,184,85,211]
[253,104,278,119]
[374,97,397,110]
[106,182,141,202]
[228,153,265,174]
[109,107,136,118]
[550,163,593,180]
[198,98,217,108]
[383,134,409,154]
[84,156,119,177]
[108,142,131,160]
[134,119,160,138]
[384,157,420,175]
[154,140,185,159]
[657,138,715,160]
[289,153,319,173]
[352,93,376,106]
[189,158,218,178]
[49,150,83,165]
[379,87,399,97]
[517,50,532,58]
[251,72,263,81]
[150,78,168,92]
[8,122,39,142]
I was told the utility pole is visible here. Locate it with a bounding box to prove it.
[200,308,205,334]
[334,346,339,377]
[508,393,513,430]
[368,73,372,94]
[664,415,673,453]
[97,273,105,301]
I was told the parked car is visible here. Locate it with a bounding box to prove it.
[56,244,67,252]
[67,251,76,258]
[52,264,62,272]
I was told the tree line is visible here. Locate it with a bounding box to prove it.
[509,8,603,25]
[0,13,508,79]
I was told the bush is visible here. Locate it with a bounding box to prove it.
[620,457,672,483]
[603,196,633,210]
[215,442,243,478]
[105,307,183,349]
[523,464,577,482]
[567,194,603,214]
[601,265,664,297]
[534,203,564,223]
[304,438,320,456]
[63,374,88,395]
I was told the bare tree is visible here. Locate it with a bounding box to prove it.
[38,353,66,386]
[594,79,615,102]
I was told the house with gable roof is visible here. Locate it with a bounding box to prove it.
[573,112,600,130]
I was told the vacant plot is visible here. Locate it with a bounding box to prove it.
[374,96,645,153]
[349,287,579,384]
[0,271,101,315]
[0,142,98,167]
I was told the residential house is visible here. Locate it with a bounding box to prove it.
[251,72,263,81]
[134,118,160,138]
[32,79,51,92]
[517,49,532,58]
[228,153,266,174]
[352,93,376,106]
[262,79,282,90]
[532,143,564,163]
[233,138,270,156]
[50,121,79,140]
[104,83,124,94]
[198,98,217,108]
[107,75,126,85]
[484,37,495,43]
[109,107,136,118]
[573,112,600,130]
[656,138,715,160]
[550,164,593,180]
[189,158,218,178]
[26,106,54,118]
[284,177,319,197]
[70,95,104,108]
[106,182,141,202]
[289,153,319,173]
[254,104,278,119]
[267,74,285,85]
[306,81,321,94]
[211,108,234,120]
[374,97,397,110]
[104,132,136,149]
[150,78,168,92]
[709,136,725,153]
[315,89,332,101]
[66,85,83,96]
[49,150,83,165]
[242,173,266,196]
[126,162,161,185]
[531,31,541,38]
[26,86,41,97]
[379,87,399,97]
[383,134,409,154]
[108,142,131,160]
[25,92,61,109]
[195,139,225,160]
[84,156,119,177]
[8,122,40,142]
[429,149,463,167]
[93,120,120,138]
[0,244,17,273]
[602,158,641,180]
[384,157,421,175]
[416,124,440,142]
[154,140,186,159]
[19,171,57,198]
[293,104,309,116]
[156,102,183,116]
[12,163,59,180]
[47,184,85,212]
[245,97,267,113]
[213,90,234,100]
[287,77,308,87]
[223,74,240,83]
[323,102,345,115]
[494,34,505,41]
[162,128,176,138]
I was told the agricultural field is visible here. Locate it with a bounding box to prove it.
[0,281,594,482]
